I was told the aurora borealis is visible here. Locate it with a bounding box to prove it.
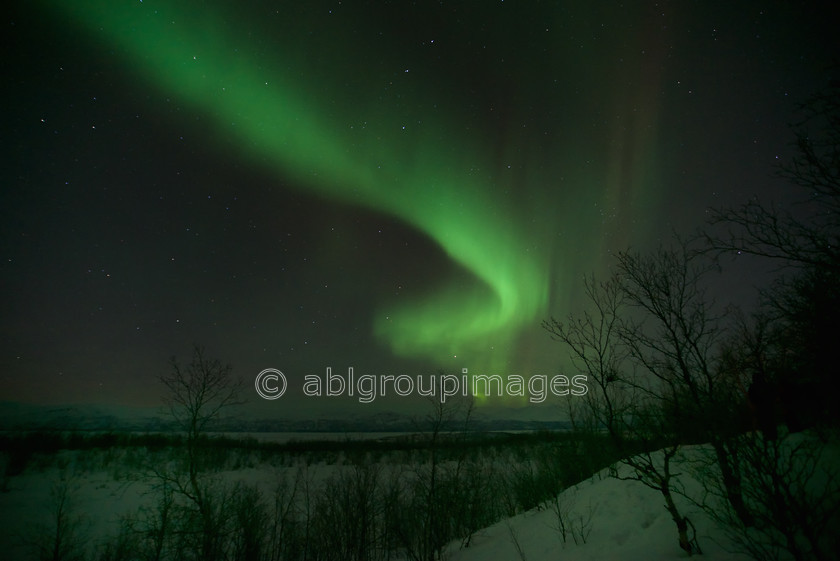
[43,0,567,371]
[2,1,837,414]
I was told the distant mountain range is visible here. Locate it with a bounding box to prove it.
[0,401,171,431]
[0,401,571,433]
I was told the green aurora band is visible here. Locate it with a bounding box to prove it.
[46,2,663,374]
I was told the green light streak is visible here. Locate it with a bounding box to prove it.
[50,1,552,368]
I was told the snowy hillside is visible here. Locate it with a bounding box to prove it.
[448,461,751,561]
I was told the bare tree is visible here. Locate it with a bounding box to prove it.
[545,237,769,553]
[545,265,702,555]
[28,475,89,561]
[693,309,840,561]
[705,80,840,432]
[543,274,632,443]
[160,345,243,475]
[618,241,763,535]
[706,80,840,273]
[155,344,244,561]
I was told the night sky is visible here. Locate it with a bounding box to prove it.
[2,1,837,417]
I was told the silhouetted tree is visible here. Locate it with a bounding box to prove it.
[544,275,632,445]
[695,79,840,559]
[156,345,244,561]
[614,241,756,529]
[546,255,708,555]
[28,476,88,561]
[706,78,840,431]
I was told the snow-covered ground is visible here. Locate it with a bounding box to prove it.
[1,441,809,561]
[0,459,338,561]
[447,462,751,561]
